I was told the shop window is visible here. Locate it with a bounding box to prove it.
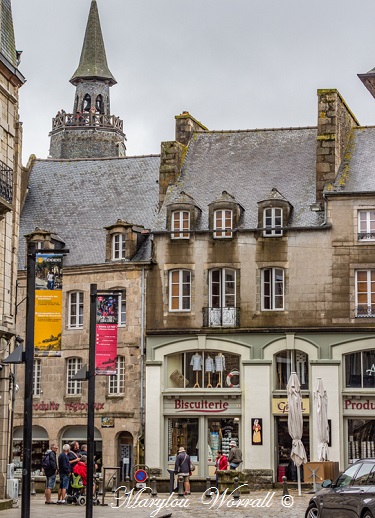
[263,207,283,237]
[33,359,42,397]
[66,357,83,395]
[214,209,232,238]
[261,268,284,310]
[345,350,375,388]
[167,350,240,389]
[348,419,375,461]
[355,270,375,317]
[119,290,126,326]
[171,211,190,239]
[358,210,375,241]
[169,270,191,311]
[275,350,308,390]
[208,418,239,461]
[112,233,126,260]
[68,291,84,329]
[205,268,237,327]
[168,418,199,462]
[277,416,310,481]
[108,356,125,395]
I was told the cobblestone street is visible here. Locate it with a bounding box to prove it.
[3,489,312,517]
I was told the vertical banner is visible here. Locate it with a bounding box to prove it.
[95,294,118,375]
[34,254,63,357]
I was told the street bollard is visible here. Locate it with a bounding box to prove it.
[124,475,131,496]
[282,476,290,496]
[30,477,36,496]
[111,473,117,492]
[205,477,213,498]
[232,477,240,499]
[151,476,157,497]
[178,475,184,497]
[98,476,104,496]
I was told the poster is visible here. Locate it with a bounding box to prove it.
[95,294,118,375]
[251,418,263,445]
[34,254,63,357]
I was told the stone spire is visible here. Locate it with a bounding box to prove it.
[70,0,116,86]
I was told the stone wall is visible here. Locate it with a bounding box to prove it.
[49,127,125,159]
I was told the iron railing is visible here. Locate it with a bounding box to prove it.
[358,232,375,241]
[202,307,240,327]
[355,305,375,318]
[0,160,13,204]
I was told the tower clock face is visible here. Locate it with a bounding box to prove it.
[118,143,126,157]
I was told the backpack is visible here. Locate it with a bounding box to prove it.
[42,452,52,472]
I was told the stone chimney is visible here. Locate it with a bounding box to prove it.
[175,111,207,146]
[316,89,359,204]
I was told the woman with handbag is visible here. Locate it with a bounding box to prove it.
[174,446,191,495]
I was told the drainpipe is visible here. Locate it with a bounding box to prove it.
[137,266,146,458]
[321,192,328,226]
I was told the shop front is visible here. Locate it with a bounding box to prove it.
[164,395,241,477]
[344,397,375,464]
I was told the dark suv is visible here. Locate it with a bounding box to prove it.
[305,459,375,518]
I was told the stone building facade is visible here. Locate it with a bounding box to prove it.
[0,0,25,498]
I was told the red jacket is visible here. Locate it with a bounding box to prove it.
[73,461,87,486]
[215,454,228,473]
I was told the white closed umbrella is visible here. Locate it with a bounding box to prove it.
[287,371,307,496]
[314,377,329,461]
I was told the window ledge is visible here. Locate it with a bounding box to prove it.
[106,394,125,399]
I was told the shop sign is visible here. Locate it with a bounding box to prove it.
[164,396,241,415]
[32,401,106,412]
[272,397,310,415]
[343,398,375,415]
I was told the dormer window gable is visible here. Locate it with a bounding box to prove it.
[105,219,146,261]
[209,191,244,239]
[258,189,292,237]
[166,191,202,240]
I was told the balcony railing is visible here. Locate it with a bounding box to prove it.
[203,307,240,327]
[0,160,13,208]
[355,305,375,318]
[51,112,124,132]
[358,232,375,241]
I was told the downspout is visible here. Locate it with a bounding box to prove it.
[137,265,145,461]
[321,192,328,226]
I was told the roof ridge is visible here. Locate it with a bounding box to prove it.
[37,154,161,163]
[195,126,317,134]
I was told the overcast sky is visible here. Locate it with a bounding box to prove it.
[11,0,375,163]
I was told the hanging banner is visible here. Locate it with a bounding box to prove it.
[95,293,118,375]
[34,254,63,357]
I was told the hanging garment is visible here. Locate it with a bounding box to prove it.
[190,353,203,371]
[205,356,215,373]
[215,354,226,372]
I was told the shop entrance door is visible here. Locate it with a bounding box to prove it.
[275,416,310,482]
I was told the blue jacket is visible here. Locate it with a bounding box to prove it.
[58,452,71,475]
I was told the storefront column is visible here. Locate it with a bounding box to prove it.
[310,361,341,465]
[145,361,162,470]
[242,360,272,470]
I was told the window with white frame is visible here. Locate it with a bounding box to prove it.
[169,270,191,311]
[358,210,375,241]
[345,350,375,388]
[355,270,375,317]
[171,211,190,239]
[112,233,126,260]
[68,291,84,328]
[214,209,232,238]
[261,268,284,310]
[263,207,283,236]
[119,291,126,326]
[66,357,83,395]
[33,359,42,396]
[108,356,125,395]
[207,268,237,326]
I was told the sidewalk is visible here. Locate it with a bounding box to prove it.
[2,489,312,517]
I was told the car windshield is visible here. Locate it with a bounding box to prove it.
[336,463,362,487]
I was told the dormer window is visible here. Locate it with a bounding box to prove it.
[171,210,190,239]
[214,209,233,238]
[263,207,283,237]
[112,233,126,260]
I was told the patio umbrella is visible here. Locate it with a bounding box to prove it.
[314,377,329,462]
[287,371,307,496]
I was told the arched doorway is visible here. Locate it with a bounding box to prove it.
[13,425,49,474]
[118,431,133,479]
[61,426,102,471]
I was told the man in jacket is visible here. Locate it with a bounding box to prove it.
[228,440,242,470]
[44,443,58,504]
[174,446,191,495]
[57,444,71,504]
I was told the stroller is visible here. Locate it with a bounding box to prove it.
[66,472,86,506]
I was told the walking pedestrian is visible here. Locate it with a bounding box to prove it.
[215,450,228,488]
[43,443,58,504]
[174,446,191,495]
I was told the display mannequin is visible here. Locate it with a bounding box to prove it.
[215,353,226,388]
[205,354,215,388]
[190,352,202,388]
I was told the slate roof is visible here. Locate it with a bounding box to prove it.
[19,156,160,269]
[328,127,375,194]
[154,128,324,231]
[70,0,116,85]
[1,0,17,67]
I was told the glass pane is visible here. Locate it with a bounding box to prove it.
[168,418,199,460]
[336,463,362,487]
[345,352,362,388]
[353,462,374,485]
[363,350,375,388]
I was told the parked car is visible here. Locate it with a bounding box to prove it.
[305,459,375,518]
